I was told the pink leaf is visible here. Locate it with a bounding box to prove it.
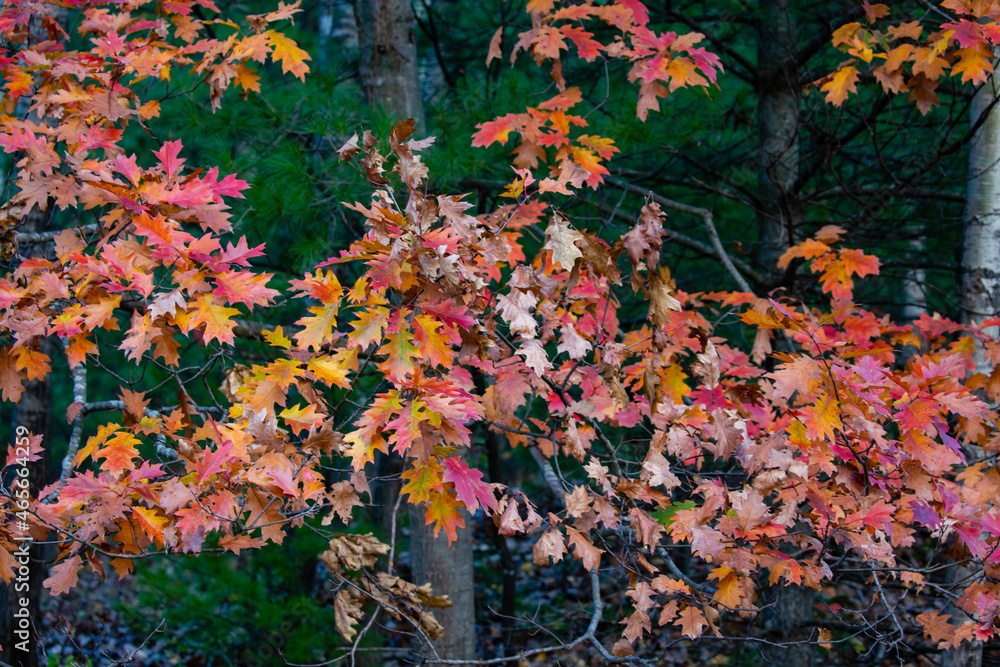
[44,555,83,595]
[441,457,498,514]
[153,139,186,181]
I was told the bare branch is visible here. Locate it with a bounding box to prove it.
[16,223,99,244]
[604,176,756,293]
[61,339,87,481]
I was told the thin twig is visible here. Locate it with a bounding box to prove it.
[61,339,86,481]
[604,176,757,292]
[16,223,99,244]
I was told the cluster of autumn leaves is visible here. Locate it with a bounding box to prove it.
[474,0,721,194]
[1,0,1000,655]
[818,1,1000,111]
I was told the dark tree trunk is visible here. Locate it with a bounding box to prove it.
[773,585,814,667]
[755,0,800,277]
[350,0,475,658]
[0,219,54,667]
[373,451,405,541]
[485,429,516,653]
[756,2,812,662]
[352,0,426,127]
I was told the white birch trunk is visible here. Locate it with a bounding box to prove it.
[901,237,927,321]
[963,66,1000,330]
[944,52,1000,667]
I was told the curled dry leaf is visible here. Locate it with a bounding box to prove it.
[334,587,366,641]
[321,533,390,573]
[220,363,253,402]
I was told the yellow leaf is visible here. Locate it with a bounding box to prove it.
[132,506,170,543]
[187,293,241,345]
[263,326,292,349]
[821,66,859,107]
[307,349,357,389]
[267,30,311,80]
[295,303,339,351]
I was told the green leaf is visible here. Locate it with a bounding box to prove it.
[652,501,697,527]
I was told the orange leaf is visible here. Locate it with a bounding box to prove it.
[280,403,325,435]
[377,329,419,382]
[675,605,708,638]
[803,394,842,442]
[424,488,466,544]
[472,115,516,147]
[777,238,830,270]
[401,459,444,504]
[120,312,158,361]
[96,431,141,475]
[133,506,170,544]
[525,0,555,14]
[413,314,452,368]
[821,65,859,106]
[953,46,994,84]
[266,30,311,80]
[917,610,954,644]
[486,27,503,65]
[348,306,390,349]
[187,293,241,346]
[711,569,744,608]
[43,555,83,595]
[566,526,602,570]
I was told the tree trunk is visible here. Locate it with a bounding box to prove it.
[373,451,404,541]
[0,387,51,667]
[755,0,800,277]
[902,235,928,321]
[756,2,812,662]
[317,0,336,73]
[485,429,515,654]
[0,222,54,667]
[962,62,1000,327]
[352,0,425,127]
[945,51,1000,667]
[408,505,477,661]
[351,0,474,659]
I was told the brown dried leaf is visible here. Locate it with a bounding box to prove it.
[321,533,389,573]
[333,588,366,640]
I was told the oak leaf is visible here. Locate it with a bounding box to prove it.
[543,213,584,270]
[328,481,363,524]
[424,489,466,544]
[348,306,390,348]
[675,605,708,638]
[533,528,566,565]
[401,460,444,504]
[43,555,83,596]
[441,457,498,514]
[916,610,954,644]
[266,30,311,80]
[377,330,420,382]
[820,65,859,106]
[321,533,390,572]
[185,294,241,346]
[566,526,602,570]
